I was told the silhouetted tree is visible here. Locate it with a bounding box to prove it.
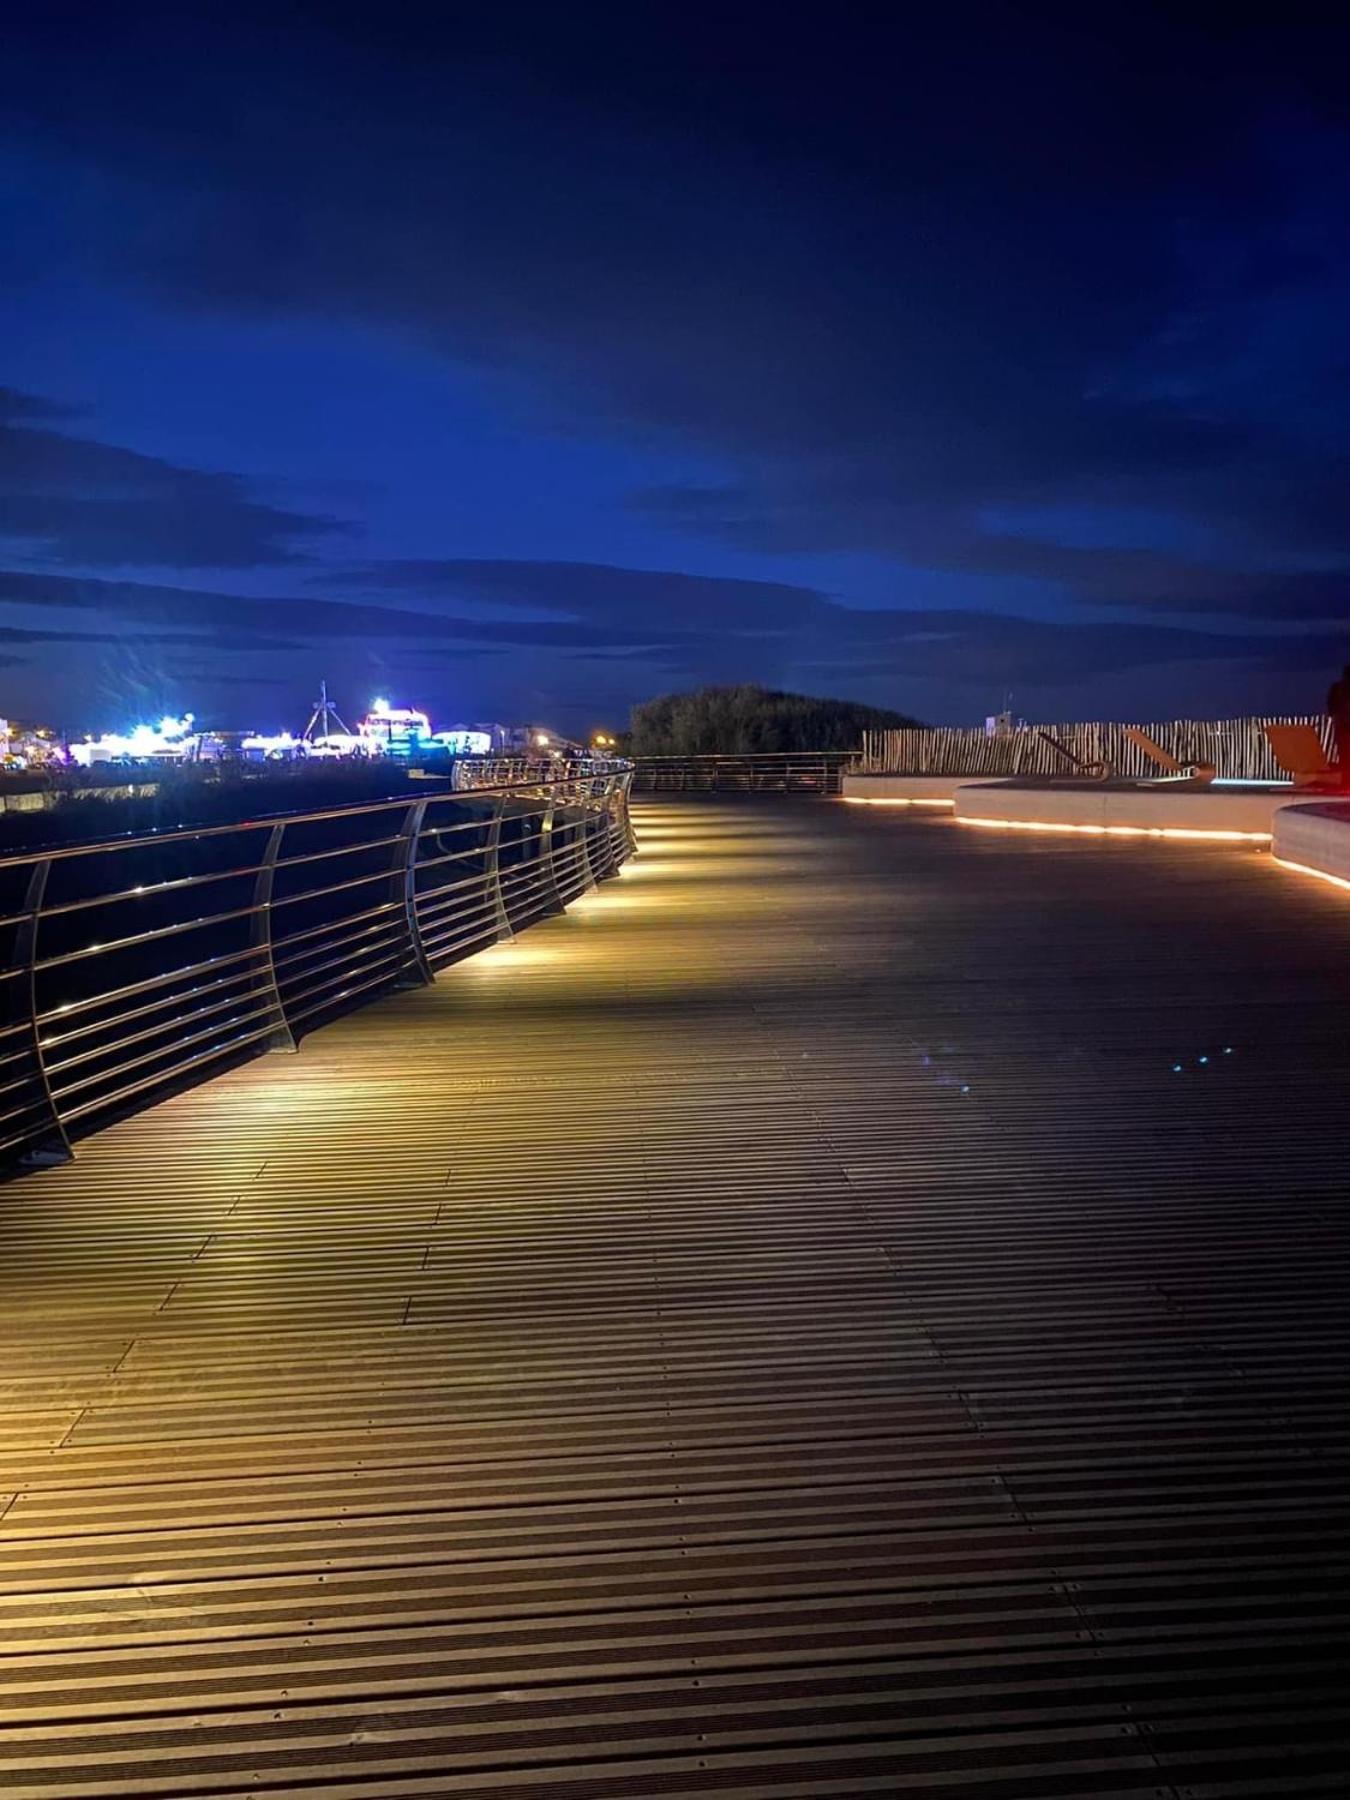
[627,685,921,755]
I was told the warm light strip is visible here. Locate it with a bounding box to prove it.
[1272,854,1350,893]
[841,796,955,808]
[957,813,1271,843]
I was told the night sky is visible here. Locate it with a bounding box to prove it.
[4,5,1349,735]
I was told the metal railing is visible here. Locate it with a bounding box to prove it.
[859,715,1334,783]
[0,771,635,1171]
[630,753,857,793]
[454,756,632,789]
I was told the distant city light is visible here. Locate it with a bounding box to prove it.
[241,731,303,757]
[69,714,198,767]
[360,702,432,755]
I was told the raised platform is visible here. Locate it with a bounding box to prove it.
[952,776,1288,841]
[1273,798,1350,892]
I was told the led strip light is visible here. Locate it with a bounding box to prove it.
[1272,854,1350,893]
[956,813,1271,843]
[841,795,955,808]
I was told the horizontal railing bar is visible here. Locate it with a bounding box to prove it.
[0,773,625,873]
[275,936,401,993]
[34,902,263,974]
[273,928,400,985]
[35,858,268,922]
[44,982,276,1082]
[270,896,398,959]
[414,870,494,914]
[269,860,411,913]
[39,962,262,1055]
[414,841,494,875]
[276,946,399,1003]
[273,830,406,876]
[275,920,405,988]
[0,1066,43,1105]
[35,943,266,1028]
[282,951,407,1027]
[49,996,280,1105]
[425,918,503,964]
[418,888,502,943]
[0,1093,70,1136]
[58,1019,283,1123]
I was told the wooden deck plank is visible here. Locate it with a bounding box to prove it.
[1,796,1349,1795]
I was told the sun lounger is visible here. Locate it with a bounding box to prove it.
[1032,731,1111,780]
[1121,726,1216,783]
[1263,723,1340,789]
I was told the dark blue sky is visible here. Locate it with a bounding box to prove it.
[2,4,1349,732]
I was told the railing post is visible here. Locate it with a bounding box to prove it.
[250,822,297,1053]
[618,772,638,859]
[537,788,564,915]
[394,797,435,986]
[484,793,514,941]
[13,859,72,1166]
[578,781,605,890]
[592,776,624,879]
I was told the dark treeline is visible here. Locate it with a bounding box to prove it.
[628,685,921,756]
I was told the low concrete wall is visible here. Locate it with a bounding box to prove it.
[1272,800,1350,889]
[952,779,1286,840]
[841,772,972,805]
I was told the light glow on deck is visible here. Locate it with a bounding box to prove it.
[1272,854,1350,893]
[841,796,956,808]
[957,814,1271,843]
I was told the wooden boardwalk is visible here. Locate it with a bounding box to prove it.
[1,796,1349,1797]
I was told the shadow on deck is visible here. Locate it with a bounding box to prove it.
[2,796,1349,1796]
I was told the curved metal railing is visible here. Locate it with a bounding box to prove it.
[453,756,632,789]
[0,770,636,1171]
[630,753,857,793]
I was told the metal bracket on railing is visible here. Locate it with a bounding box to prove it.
[395,798,435,987]
[14,859,72,1166]
[484,794,514,942]
[251,822,297,1053]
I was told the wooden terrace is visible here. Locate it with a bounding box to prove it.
[1,797,1349,1796]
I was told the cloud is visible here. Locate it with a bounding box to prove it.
[0,566,641,651]
[0,388,347,568]
[326,555,1342,687]
[0,386,77,424]
[330,560,828,628]
[0,552,1338,725]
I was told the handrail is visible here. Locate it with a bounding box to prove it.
[629,751,856,794]
[0,768,635,1172]
[0,768,631,871]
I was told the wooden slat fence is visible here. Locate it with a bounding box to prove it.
[860,714,1333,781]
